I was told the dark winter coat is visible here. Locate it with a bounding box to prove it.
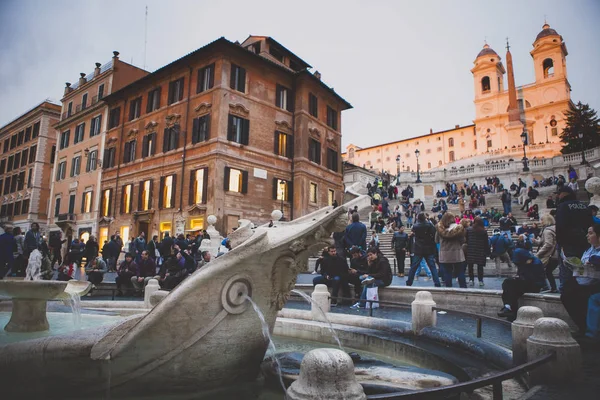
[411,221,437,256]
[365,254,393,286]
[555,199,593,257]
[320,254,349,278]
[466,227,490,265]
[391,232,409,251]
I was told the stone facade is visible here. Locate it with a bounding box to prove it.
[0,101,61,233]
[343,23,570,174]
[47,53,148,245]
[99,36,351,239]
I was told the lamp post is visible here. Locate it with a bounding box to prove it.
[395,155,401,185]
[279,181,286,220]
[579,132,587,164]
[520,130,530,172]
[415,149,422,183]
[544,125,549,143]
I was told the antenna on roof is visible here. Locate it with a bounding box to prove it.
[143,5,148,70]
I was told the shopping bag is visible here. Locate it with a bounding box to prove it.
[365,286,379,309]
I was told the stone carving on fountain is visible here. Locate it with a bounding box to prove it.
[0,196,365,398]
[585,176,600,208]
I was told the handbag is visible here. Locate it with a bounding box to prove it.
[365,286,379,309]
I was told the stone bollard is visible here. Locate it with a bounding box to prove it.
[286,348,366,400]
[527,317,582,385]
[144,279,160,309]
[411,291,437,334]
[311,284,331,321]
[511,306,543,365]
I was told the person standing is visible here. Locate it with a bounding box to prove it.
[458,195,465,214]
[405,213,441,287]
[391,226,409,277]
[133,232,147,263]
[0,226,16,278]
[533,214,558,293]
[436,212,467,288]
[160,233,174,258]
[83,235,99,266]
[501,189,512,215]
[49,232,65,268]
[13,227,26,276]
[24,222,42,257]
[147,235,159,261]
[344,213,367,253]
[466,217,489,287]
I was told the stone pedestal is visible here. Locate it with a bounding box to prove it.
[203,215,222,258]
[5,299,49,332]
[411,291,437,333]
[311,284,331,321]
[512,306,543,365]
[286,348,366,400]
[144,279,160,309]
[527,317,582,385]
[585,176,600,208]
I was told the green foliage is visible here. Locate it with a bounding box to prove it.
[560,101,600,154]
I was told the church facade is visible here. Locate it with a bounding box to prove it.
[343,23,570,174]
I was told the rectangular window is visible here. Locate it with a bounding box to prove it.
[68,194,76,214]
[32,122,39,138]
[50,145,56,164]
[274,131,293,158]
[0,159,5,174]
[86,150,98,172]
[230,64,246,92]
[82,93,88,109]
[82,191,93,213]
[17,130,24,146]
[160,175,177,209]
[2,177,9,195]
[328,189,335,206]
[98,84,105,99]
[168,78,184,104]
[67,102,73,118]
[309,93,318,117]
[551,127,558,136]
[142,132,156,158]
[7,203,13,217]
[10,174,17,192]
[191,115,210,144]
[162,125,179,152]
[276,84,293,111]
[103,147,116,168]
[90,115,102,137]
[13,153,20,170]
[139,179,153,211]
[189,168,208,205]
[308,138,321,164]
[109,107,121,129]
[14,201,21,216]
[121,184,132,214]
[223,167,248,194]
[24,127,31,142]
[273,178,290,201]
[3,139,8,153]
[27,168,33,188]
[197,64,215,93]
[129,97,142,120]
[56,161,66,181]
[29,145,37,164]
[17,171,25,191]
[70,156,81,177]
[7,155,13,172]
[0,179,3,195]
[123,140,137,163]
[22,199,29,214]
[60,130,70,149]
[227,115,249,145]
[147,87,161,113]
[326,106,338,130]
[449,151,455,162]
[74,123,85,144]
[327,148,338,172]
[309,182,317,203]
[474,140,478,150]
[487,139,493,148]
[10,135,16,149]
[101,189,112,217]
[21,149,28,167]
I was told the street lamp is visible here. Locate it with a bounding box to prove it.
[544,125,549,144]
[395,155,401,185]
[579,132,587,165]
[279,181,286,219]
[415,149,422,183]
[520,130,530,172]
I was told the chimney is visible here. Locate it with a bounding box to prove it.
[79,73,87,86]
[94,62,101,77]
[313,70,321,80]
[430,128,433,134]
[113,51,120,59]
[64,82,72,95]
[455,124,460,129]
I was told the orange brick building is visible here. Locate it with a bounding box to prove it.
[0,101,61,232]
[99,36,351,241]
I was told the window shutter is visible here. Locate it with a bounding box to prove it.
[138,183,143,210]
[163,128,169,153]
[158,177,165,209]
[81,193,85,213]
[107,190,113,217]
[241,170,249,194]
[224,167,230,191]
[239,67,246,92]
[192,117,200,144]
[151,133,156,155]
[275,85,281,108]
[196,69,202,93]
[81,123,86,139]
[189,170,195,205]
[230,65,236,89]
[129,103,135,121]
[178,79,184,102]
[70,160,75,177]
[317,142,321,164]
[170,174,177,209]
[174,126,180,149]
[286,134,294,159]
[97,117,101,135]
[124,141,130,163]
[120,186,126,214]
[286,90,294,112]
[142,135,148,158]
[204,115,211,141]
[129,185,134,212]
[272,178,278,200]
[146,91,152,113]
[287,180,293,202]
[201,167,208,204]
[227,115,234,141]
[241,119,250,145]
[274,131,279,155]
[208,64,215,88]
[156,87,161,109]
[148,180,153,209]
[168,82,174,104]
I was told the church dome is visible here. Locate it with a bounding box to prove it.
[535,23,560,41]
[477,43,498,58]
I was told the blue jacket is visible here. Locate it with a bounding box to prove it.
[344,222,367,251]
[512,248,546,289]
[490,234,512,255]
[0,233,16,261]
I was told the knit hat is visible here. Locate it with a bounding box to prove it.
[512,248,533,265]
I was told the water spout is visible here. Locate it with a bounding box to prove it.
[245,296,286,394]
[67,292,82,327]
[291,289,344,351]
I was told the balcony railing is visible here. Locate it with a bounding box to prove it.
[57,213,76,222]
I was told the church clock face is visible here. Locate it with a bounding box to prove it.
[480,103,494,114]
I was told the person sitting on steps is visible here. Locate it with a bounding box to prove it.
[351,247,392,309]
[312,246,351,307]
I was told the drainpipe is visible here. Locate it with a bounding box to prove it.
[290,76,297,220]
[179,66,193,211]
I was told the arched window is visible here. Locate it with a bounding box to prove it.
[543,58,554,78]
[449,151,455,162]
[481,76,491,93]
[438,160,442,166]
[427,162,431,169]
[448,138,454,147]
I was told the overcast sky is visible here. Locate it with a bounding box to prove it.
[1,0,598,149]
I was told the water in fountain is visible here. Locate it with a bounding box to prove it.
[68,292,82,327]
[245,296,286,395]
[290,289,344,351]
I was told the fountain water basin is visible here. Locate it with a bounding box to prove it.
[0,280,91,332]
